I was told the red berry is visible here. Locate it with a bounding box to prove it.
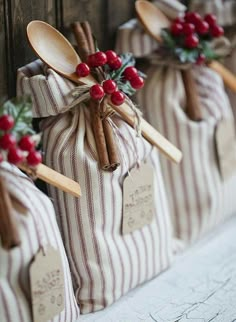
[87,54,97,67]
[196,20,209,35]
[0,153,3,163]
[173,17,185,24]
[196,53,206,65]
[7,147,24,165]
[93,51,107,66]
[0,133,16,150]
[103,80,117,94]
[105,50,118,64]
[0,115,14,131]
[27,150,42,166]
[211,24,224,37]
[204,13,217,26]
[185,12,202,25]
[130,76,144,90]
[18,135,35,152]
[111,91,125,106]
[123,66,138,81]
[171,22,183,36]
[184,34,199,48]
[183,23,195,35]
[76,63,90,77]
[109,56,122,70]
[90,84,105,100]
[87,52,107,68]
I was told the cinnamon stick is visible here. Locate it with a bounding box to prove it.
[71,22,90,62]
[181,69,202,122]
[81,22,120,168]
[90,100,110,169]
[81,21,104,82]
[81,21,95,53]
[0,177,20,249]
[103,119,120,170]
[72,21,120,171]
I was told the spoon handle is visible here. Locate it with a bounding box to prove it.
[19,164,82,198]
[208,61,236,93]
[111,104,182,164]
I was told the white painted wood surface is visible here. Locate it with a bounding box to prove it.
[79,215,236,322]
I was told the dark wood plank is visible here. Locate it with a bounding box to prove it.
[0,0,7,100]
[62,0,108,50]
[107,0,136,49]
[6,0,57,97]
[63,0,136,50]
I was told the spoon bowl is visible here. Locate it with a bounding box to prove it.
[135,0,170,42]
[27,20,95,85]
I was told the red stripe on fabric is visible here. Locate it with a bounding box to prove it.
[172,71,192,240]
[110,168,126,296]
[84,156,106,308]
[99,170,116,305]
[7,252,24,322]
[35,190,79,321]
[0,287,11,321]
[49,88,82,287]
[123,125,143,287]
[139,133,153,280]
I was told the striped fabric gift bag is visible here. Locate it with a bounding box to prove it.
[116,19,236,243]
[17,60,175,313]
[189,0,236,132]
[0,162,80,322]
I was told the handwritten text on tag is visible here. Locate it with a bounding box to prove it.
[123,162,154,234]
[30,246,65,322]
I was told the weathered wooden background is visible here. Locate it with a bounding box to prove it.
[0,0,136,100]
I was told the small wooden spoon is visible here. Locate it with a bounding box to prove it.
[135,0,236,93]
[27,20,182,163]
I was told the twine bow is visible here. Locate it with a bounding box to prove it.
[62,83,143,171]
[66,83,143,137]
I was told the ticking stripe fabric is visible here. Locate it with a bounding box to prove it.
[189,0,236,134]
[0,162,80,322]
[225,33,236,122]
[17,60,174,313]
[116,19,158,58]
[116,21,236,242]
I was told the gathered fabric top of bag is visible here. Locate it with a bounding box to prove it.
[17,60,77,118]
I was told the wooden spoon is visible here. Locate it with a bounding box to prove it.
[27,20,182,163]
[135,0,236,93]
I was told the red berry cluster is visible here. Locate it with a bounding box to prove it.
[0,114,42,166]
[171,12,224,63]
[75,50,144,106]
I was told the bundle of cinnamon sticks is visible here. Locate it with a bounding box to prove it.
[0,176,23,249]
[71,21,120,171]
[181,69,202,122]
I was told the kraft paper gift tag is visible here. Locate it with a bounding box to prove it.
[215,119,236,181]
[30,246,65,322]
[122,162,154,234]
